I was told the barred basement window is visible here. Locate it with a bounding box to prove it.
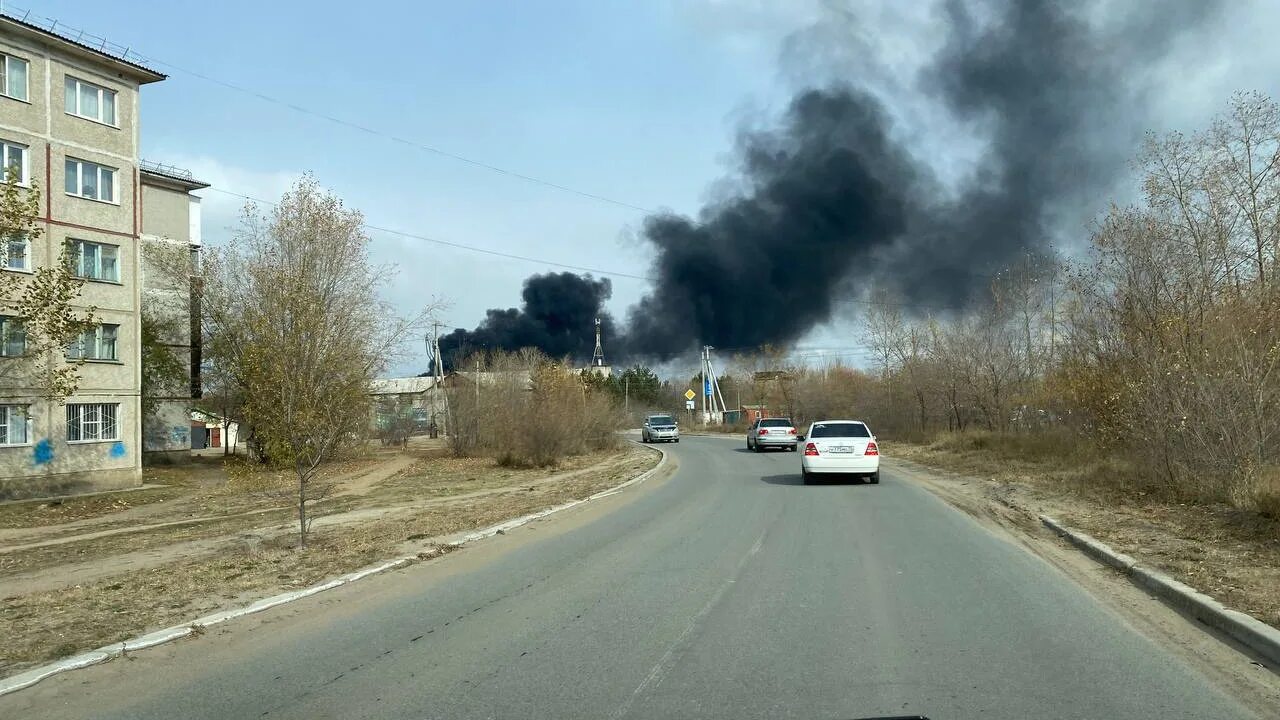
[66,403,119,442]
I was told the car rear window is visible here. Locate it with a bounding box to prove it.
[649,416,675,425]
[810,422,870,438]
[760,418,793,427]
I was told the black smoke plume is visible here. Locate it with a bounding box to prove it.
[438,272,617,368]
[626,86,920,358]
[444,0,1220,364]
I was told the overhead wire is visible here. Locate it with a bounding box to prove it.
[205,187,974,312]
[6,5,1015,318]
[205,187,653,281]
[128,56,659,215]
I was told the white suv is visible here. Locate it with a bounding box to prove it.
[799,420,879,484]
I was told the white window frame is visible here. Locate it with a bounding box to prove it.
[0,53,28,102]
[4,232,29,272]
[1,140,28,186]
[64,75,117,126]
[67,323,119,361]
[66,402,119,442]
[68,238,121,281]
[0,316,26,357]
[0,404,31,446]
[65,158,117,203]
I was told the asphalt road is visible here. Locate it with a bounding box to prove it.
[2,436,1261,719]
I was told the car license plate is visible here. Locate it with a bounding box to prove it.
[829,446,853,453]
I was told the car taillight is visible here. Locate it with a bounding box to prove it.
[804,442,819,456]
[758,428,769,435]
[788,428,796,435]
[865,441,879,456]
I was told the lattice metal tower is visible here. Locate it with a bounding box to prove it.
[592,318,605,367]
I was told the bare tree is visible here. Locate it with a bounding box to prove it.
[202,176,441,547]
[1060,93,1280,509]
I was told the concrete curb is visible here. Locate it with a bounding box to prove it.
[1039,514,1280,667]
[0,442,669,698]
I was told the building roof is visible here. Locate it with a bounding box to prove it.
[450,370,535,389]
[191,409,235,425]
[0,10,166,83]
[370,376,441,395]
[753,370,793,382]
[140,161,210,192]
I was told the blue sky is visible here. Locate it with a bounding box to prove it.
[16,0,830,375]
[13,0,1280,377]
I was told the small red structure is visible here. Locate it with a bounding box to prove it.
[741,405,769,426]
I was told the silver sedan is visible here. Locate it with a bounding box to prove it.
[747,417,798,452]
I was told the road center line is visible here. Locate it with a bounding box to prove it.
[607,522,771,720]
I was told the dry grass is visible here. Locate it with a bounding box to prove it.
[0,487,188,530]
[891,430,1158,504]
[0,444,658,675]
[368,450,615,504]
[0,497,363,577]
[893,432,1280,631]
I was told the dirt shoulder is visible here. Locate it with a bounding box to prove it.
[887,440,1280,634]
[0,443,659,677]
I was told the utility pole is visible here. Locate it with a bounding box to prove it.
[624,374,629,416]
[705,346,727,422]
[1048,244,1057,366]
[431,322,449,437]
[700,346,708,425]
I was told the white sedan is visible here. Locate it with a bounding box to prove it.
[799,420,880,484]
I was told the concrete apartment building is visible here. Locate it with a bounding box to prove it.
[139,161,206,462]
[0,14,202,498]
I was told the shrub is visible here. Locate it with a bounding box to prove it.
[448,349,622,467]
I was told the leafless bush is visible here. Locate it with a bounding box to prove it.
[448,349,622,467]
[1058,93,1280,507]
[838,94,1280,520]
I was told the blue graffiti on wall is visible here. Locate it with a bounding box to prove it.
[110,441,127,458]
[33,439,53,465]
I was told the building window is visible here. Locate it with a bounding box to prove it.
[1,140,27,185]
[4,233,28,271]
[64,76,116,125]
[66,403,119,442]
[67,324,119,361]
[0,316,26,357]
[68,239,120,282]
[0,54,28,102]
[0,405,30,445]
[65,158,116,202]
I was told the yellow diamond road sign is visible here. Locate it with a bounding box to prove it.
[684,389,696,401]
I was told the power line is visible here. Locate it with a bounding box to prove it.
[206,187,978,312]
[127,57,658,215]
[5,4,1024,316]
[0,4,656,211]
[205,187,652,281]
